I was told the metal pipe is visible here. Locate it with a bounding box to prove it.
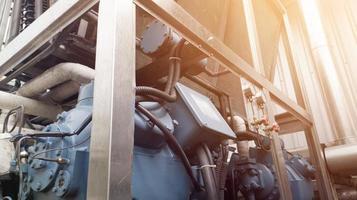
[0,91,61,120]
[34,0,43,19]
[9,0,22,42]
[17,62,95,98]
[325,144,357,175]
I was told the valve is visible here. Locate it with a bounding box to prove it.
[251,116,270,127]
[255,94,266,110]
[243,86,255,102]
[264,123,280,133]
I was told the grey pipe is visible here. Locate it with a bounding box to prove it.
[34,0,43,19]
[17,63,95,98]
[197,146,219,200]
[325,144,357,175]
[9,0,21,42]
[0,91,61,120]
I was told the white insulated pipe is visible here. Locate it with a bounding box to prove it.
[325,144,357,175]
[39,81,81,103]
[0,62,93,120]
[17,62,95,98]
[232,115,249,158]
[0,91,61,120]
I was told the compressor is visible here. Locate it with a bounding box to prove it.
[0,2,315,199]
[0,81,314,200]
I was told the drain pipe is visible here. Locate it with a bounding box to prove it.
[17,62,95,99]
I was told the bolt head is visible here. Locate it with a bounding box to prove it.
[36,182,42,190]
[172,120,179,126]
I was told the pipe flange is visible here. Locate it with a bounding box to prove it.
[53,170,71,197]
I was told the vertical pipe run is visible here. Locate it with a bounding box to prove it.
[9,0,22,42]
[232,115,249,158]
[34,0,43,19]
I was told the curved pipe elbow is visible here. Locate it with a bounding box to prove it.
[17,62,95,98]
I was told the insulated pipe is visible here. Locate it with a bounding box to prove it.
[39,81,81,103]
[336,188,357,200]
[325,144,357,175]
[0,91,61,120]
[17,63,95,98]
[232,115,249,158]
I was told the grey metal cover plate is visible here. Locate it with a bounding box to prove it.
[175,83,236,138]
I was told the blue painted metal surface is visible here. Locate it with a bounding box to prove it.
[227,147,314,200]
[19,82,192,200]
[14,82,315,200]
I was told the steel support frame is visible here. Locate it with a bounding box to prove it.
[134,0,335,199]
[241,0,293,198]
[0,0,99,76]
[134,0,312,127]
[279,5,338,200]
[0,0,335,199]
[0,0,136,199]
[272,0,337,198]
[86,0,136,199]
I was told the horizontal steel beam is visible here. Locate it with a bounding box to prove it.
[0,0,99,77]
[275,112,304,134]
[134,0,312,127]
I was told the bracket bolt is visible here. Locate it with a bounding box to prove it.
[36,182,42,191]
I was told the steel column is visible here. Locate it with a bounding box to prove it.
[86,0,136,199]
[281,11,338,200]
[134,0,312,127]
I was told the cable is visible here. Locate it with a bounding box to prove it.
[2,106,24,133]
[25,118,36,130]
[12,114,92,140]
[203,143,217,186]
[197,145,218,200]
[29,135,90,159]
[136,39,185,103]
[3,109,18,133]
[136,104,202,191]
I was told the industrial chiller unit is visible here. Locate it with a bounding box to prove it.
[0,0,346,199]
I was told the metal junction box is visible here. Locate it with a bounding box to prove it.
[168,83,236,151]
